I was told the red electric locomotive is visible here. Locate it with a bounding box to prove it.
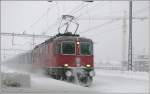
[32,15,95,86]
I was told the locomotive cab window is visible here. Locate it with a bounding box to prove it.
[62,42,75,54]
[80,42,93,55]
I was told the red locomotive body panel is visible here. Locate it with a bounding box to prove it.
[32,35,94,71]
[55,55,93,67]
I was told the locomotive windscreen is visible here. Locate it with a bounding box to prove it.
[80,42,93,55]
[62,42,75,54]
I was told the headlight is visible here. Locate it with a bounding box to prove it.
[86,64,91,67]
[65,71,72,77]
[89,70,95,77]
[77,41,80,45]
[64,64,68,67]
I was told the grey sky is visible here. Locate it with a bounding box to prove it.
[1,1,149,62]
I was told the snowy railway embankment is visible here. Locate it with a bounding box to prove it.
[1,66,149,94]
[91,69,149,94]
[95,69,149,80]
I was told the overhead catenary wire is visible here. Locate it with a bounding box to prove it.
[27,2,56,32]
[29,11,47,28]
[86,25,122,38]
[41,1,95,35]
[79,6,148,34]
[76,1,105,19]
[42,2,149,35]
[42,17,61,34]
[25,1,60,35]
[87,12,91,33]
[76,1,118,34]
[68,2,85,15]
[76,1,149,35]
[79,16,148,34]
[43,2,90,35]
[0,32,51,38]
[80,19,121,34]
[43,2,78,35]
[85,16,145,38]
[133,6,149,16]
[70,2,91,15]
[23,1,149,36]
[42,2,63,35]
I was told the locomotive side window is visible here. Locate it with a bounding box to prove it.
[80,42,92,55]
[57,43,61,54]
[62,42,75,54]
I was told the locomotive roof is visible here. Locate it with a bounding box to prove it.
[54,36,92,42]
[34,33,92,49]
[45,32,92,43]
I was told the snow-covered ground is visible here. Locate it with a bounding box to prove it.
[1,66,149,94]
[91,69,149,93]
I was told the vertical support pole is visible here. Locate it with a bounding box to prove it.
[46,8,50,34]
[122,11,127,70]
[12,32,14,46]
[128,0,133,71]
[32,34,35,49]
[148,1,150,91]
[32,34,35,70]
[0,1,1,92]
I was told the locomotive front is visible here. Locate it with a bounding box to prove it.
[54,35,95,86]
